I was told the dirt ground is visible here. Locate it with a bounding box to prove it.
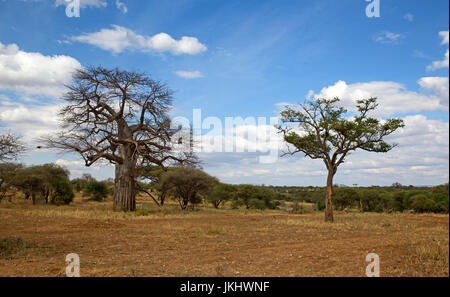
[0,196,448,277]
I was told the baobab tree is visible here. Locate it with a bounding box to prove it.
[41,66,193,211]
[277,97,404,222]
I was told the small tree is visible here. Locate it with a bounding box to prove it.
[161,167,217,210]
[136,165,177,206]
[233,184,258,209]
[0,133,25,161]
[52,180,75,205]
[0,163,23,203]
[11,164,70,205]
[208,183,235,208]
[83,180,109,201]
[334,187,359,210]
[411,194,437,213]
[277,97,404,222]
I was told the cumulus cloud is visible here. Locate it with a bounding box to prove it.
[427,31,449,71]
[175,70,204,79]
[0,98,113,179]
[374,31,404,44]
[55,0,107,8]
[200,113,448,186]
[115,0,127,14]
[305,78,448,116]
[0,41,81,97]
[71,25,207,55]
[55,158,112,177]
[0,100,62,145]
[418,76,449,107]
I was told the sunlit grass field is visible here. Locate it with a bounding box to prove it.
[0,194,448,277]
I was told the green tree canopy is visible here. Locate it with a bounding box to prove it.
[161,166,217,210]
[277,97,404,222]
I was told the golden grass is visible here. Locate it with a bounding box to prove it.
[0,195,448,277]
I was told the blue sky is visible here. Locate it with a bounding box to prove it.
[0,0,449,186]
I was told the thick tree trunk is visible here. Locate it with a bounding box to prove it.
[113,143,137,212]
[325,170,335,222]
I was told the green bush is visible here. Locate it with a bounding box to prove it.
[248,198,266,210]
[83,181,109,201]
[51,180,74,205]
[411,194,437,213]
[431,192,449,213]
[316,200,325,211]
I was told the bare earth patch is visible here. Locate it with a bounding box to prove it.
[0,197,448,277]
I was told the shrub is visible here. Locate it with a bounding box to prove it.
[316,200,325,211]
[83,181,109,201]
[248,198,266,210]
[51,180,74,205]
[411,194,438,213]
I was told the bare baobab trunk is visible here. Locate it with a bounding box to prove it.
[325,169,335,222]
[113,142,137,212]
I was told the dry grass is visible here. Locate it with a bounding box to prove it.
[0,194,448,277]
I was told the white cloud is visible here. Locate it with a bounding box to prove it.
[418,76,449,107]
[306,78,448,116]
[427,31,449,71]
[0,41,81,97]
[201,113,448,186]
[439,30,449,45]
[115,0,127,14]
[55,159,84,168]
[55,0,107,8]
[374,31,403,44]
[427,50,449,71]
[71,25,207,55]
[0,100,62,144]
[175,70,204,79]
[404,13,414,22]
[55,158,112,177]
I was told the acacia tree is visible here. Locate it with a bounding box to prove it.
[277,97,404,222]
[41,66,191,211]
[0,133,25,161]
[0,163,23,203]
[208,183,235,208]
[161,166,217,210]
[135,165,175,206]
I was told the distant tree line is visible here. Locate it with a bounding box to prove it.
[268,183,449,214]
[0,163,73,205]
[138,165,289,210]
[0,164,115,205]
[1,160,448,214]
